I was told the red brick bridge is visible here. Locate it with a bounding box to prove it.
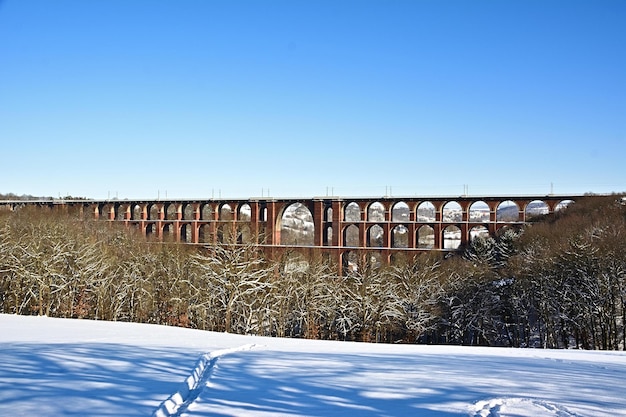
[3,194,582,270]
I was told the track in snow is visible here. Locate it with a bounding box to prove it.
[470,397,583,417]
[153,344,259,417]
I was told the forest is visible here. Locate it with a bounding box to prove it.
[1,194,625,350]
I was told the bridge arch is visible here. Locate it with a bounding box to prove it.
[148,204,160,221]
[163,223,175,241]
[367,202,385,222]
[198,224,213,243]
[217,224,231,243]
[469,201,489,222]
[280,202,314,246]
[344,201,361,222]
[417,201,435,222]
[443,225,461,249]
[469,225,489,241]
[324,205,333,246]
[368,224,384,247]
[342,250,358,274]
[98,203,114,220]
[131,204,144,221]
[417,225,435,248]
[392,201,410,222]
[238,203,252,221]
[114,204,128,221]
[497,200,520,222]
[556,199,574,211]
[180,222,193,243]
[443,201,462,222]
[200,203,214,220]
[220,203,234,221]
[524,200,549,220]
[146,222,158,238]
[182,203,195,221]
[165,203,178,220]
[344,224,359,247]
[340,250,384,275]
[392,224,409,248]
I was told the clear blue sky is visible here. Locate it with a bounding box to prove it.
[1,0,624,199]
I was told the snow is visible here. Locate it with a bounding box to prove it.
[1,314,625,416]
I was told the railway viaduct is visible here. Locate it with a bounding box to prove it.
[2,194,583,271]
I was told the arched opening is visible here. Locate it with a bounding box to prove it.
[217,224,232,243]
[239,204,252,221]
[115,205,127,221]
[367,202,385,222]
[416,201,435,222]
[131,204,143,221]
[369,252,383,270]
[166,203,178,220]
[101,204,114,220]
[443,225,461,249]
[324,206,333,245]
[220,204,234,221]
[497,200,520,222]
[392,225,408,248]
[238,224,252,244]
[443,201,462,222]
[181,223,193,243]
[325,226,333,246]
[146,223,158,239]
[344,224,359,247]
[163,223,175,241]
[149,204,160,221]
[392,201,410,222]
[417,225,434,248]
[198,224,212,243]
[368,224,384,247]
[183,204,195,220]
[556,199,574,211]
[343,251,359,275]
[280,203,314,246]
[344,202,361,222]
[200,204,213,220]
[470,225,489,241]
[525,200,549,220]
[469,201,489,222]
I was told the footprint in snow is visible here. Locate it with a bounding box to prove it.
[470,397,583,417]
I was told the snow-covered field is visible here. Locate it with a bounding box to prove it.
[1,314,625,416]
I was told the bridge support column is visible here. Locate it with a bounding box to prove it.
[174,221,181,242]
[331,200,343,247]
[249,201,260,243]
[359,223,367,248]
[407,223,416,249]
[433,224,442,249]
[265,201,279,245]
[382,223,391,249]
[459,223,469,248]
[312,200,325,247]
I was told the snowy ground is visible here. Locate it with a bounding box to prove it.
[1,314,625,416]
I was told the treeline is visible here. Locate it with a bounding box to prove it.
[1,195,625,349]
[0,193,53,201]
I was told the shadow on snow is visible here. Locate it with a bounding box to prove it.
[0,342,198,416]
